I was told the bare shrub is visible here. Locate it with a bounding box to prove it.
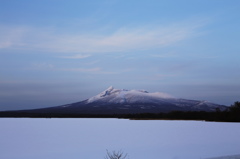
[104,150,128,159]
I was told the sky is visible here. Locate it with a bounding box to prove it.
[0,0,240,110]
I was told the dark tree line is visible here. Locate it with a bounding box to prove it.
[228,101,240,113]
[0,101,240,122]
[126,101,240,122]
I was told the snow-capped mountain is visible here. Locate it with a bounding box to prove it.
[87,86,174,104]
[29,86,226,115]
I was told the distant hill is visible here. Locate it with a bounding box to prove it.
[206,154,240,159]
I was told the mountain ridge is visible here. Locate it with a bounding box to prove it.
[27,86,226,114]
[0,86,227,115]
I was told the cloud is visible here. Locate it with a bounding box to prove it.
[59,54,91,59]
[27,61,134,75]
[30,63,102,73]
[60,67,125,75]
[151,52,178,58]
[0,41,12,48]
[61,67,101,73]
[148,73,179,81]
[32,62,54,70]
[0,25,28,49]
[0,20,205,54]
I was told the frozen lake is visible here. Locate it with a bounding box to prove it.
[1,118,240,159]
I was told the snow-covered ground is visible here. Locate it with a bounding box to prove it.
[1,119,240,159]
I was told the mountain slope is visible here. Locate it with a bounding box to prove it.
[23,86,226,115]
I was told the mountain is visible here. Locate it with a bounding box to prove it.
[19,86,227,115]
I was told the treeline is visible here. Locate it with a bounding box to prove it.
[0,101,240,122]
[0,111,116,118]
[125,101,240,122]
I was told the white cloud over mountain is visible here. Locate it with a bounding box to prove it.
[0,20,205,54]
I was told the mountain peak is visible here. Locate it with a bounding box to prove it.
[99,86,115,97]
[106,86,114,92]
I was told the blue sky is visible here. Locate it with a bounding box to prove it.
[0,0,240,110]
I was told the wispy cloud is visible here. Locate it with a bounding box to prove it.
[151,52,178,58]
[59,67,134,75]
[59,54,91,59]
[0,20,206,54]
[61,67,101,73]
[28,62,131,75]
[29,62,102,73]
[0,25,28,49]
[32,62,54,70]
[147,73,180,81]
[0,41,12,48]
